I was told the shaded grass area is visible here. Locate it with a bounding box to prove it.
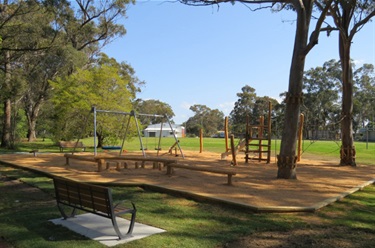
[0,164,302,248]
[1,164,375,247]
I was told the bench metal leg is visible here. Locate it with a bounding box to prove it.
[112,217,125,239]
[113,203,137,239]
[57,203,77,219]
[126,203,137,235]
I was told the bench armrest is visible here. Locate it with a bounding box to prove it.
[114,201,136,212]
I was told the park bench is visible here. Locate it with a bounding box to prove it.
[53,177,136,239]
[166,163,237,185]
[29,149,39,157]
[58,141,86,152]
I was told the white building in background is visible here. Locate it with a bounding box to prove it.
[143,123,185,138]
[356,128,375,141]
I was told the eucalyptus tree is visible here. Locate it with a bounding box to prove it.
[22,45,86,142]
[302,60,375,140]
[302,60,341,139]
[353,63,375,131]
[180,0,333,179]
[230,86,279,137]
[50,55,136,147]
[0,0,135,146]
[0,0,59,147]
[317,0,375,166]
[253,96,279,120]
[57,0,134,57]
[133,99,175,125]
[185,104,224,137]
[23,0,135,142]
[229,85,257,134]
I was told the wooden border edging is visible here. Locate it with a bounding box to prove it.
[310,178,375,210]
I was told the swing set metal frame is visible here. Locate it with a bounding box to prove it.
[92,106,184,158]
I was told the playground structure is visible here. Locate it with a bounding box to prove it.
[222,102,272,164]
[92,107,184,158]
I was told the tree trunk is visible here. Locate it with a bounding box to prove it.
[1,51,12,148]
[97,132,103,148]
[25,97,42,142]
[338,24,356,166]
[1,99,12,148]
[277,1,313,179]
[27,118,38,142]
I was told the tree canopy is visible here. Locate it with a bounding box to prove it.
[185,104,224,137]
[133,99,175,126]
[319,0,375,166]
[230,85,279,135]
[0,0,135,148]
[50,54,136,146]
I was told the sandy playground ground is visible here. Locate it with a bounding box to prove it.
[0,150,374,212]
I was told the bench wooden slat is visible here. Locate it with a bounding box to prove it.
[59,141,86,152]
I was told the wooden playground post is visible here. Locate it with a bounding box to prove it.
[230,134,237,166]
[199,129,203,153]
[297,113,304,162]
[156,122,163,156]
[168,140,179,155]
[258,116,264,161]
[245,116,250,163]
[266,101,272,163]
[224,116,229,152]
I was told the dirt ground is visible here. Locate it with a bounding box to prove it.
[1,150,374,212]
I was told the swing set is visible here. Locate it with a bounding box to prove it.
[92,106,184,158]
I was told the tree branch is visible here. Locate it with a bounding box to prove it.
[304,0,334,55]
[349,9,375,41]
[179,0,288,6]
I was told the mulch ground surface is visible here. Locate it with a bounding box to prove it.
[1,151,374,211]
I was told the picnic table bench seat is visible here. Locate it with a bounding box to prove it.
[58,141,86,152]
[53,177,136,239]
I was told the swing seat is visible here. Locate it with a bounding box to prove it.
[102,146,122,150]
[155,148,162,151]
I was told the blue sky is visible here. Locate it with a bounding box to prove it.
[103,1,375,124]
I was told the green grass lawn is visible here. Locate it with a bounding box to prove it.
[1,165,375,248]
[0,138,374,247]
[2,137,374,165]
